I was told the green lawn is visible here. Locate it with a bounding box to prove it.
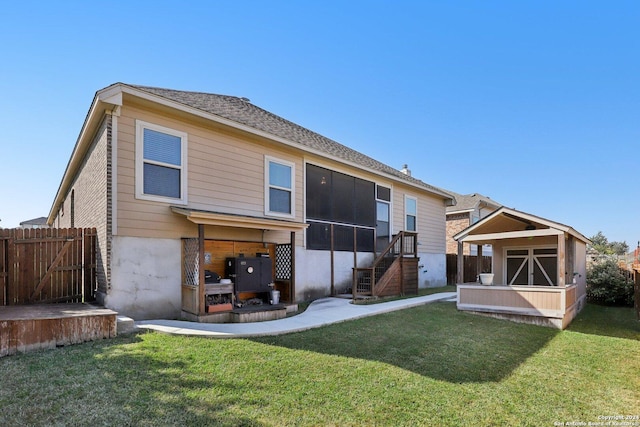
[1,301,638,426]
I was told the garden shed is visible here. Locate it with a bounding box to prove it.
[454,207,590,329]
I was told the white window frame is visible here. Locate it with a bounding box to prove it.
[265,156,295,218]
[405,195,417,232]
[376,184,391,245]
[135,120,188,205]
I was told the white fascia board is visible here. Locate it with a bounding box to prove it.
[99,90,123,107]
[447,208,474,215]
[458,228,564,243]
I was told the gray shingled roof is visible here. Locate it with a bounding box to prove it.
[126,84,452,198]
[446,192,501,213]
[19,216,48,226]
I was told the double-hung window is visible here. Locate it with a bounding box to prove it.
[376,185,391,248]
[265,156,294,217]
[136,120,187,204]
[405,196,417,231]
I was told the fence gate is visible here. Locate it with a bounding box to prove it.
[0,228,97,305]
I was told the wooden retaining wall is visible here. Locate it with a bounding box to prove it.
[0,304,116,357]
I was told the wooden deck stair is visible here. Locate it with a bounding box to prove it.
[352,232,419,298]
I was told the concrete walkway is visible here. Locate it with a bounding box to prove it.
[135,292,457,338]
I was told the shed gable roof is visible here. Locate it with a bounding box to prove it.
[453,206,590,244]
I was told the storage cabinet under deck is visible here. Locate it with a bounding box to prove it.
[205,283,234,313]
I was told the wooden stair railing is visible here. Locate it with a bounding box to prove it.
[352,231,418,298]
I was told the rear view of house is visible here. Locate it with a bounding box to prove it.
[48,83,454,319]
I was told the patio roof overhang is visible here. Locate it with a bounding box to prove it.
[458,228,564,245]
[171,207,309,232]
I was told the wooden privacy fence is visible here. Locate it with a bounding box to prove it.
[0,228,97,305]
[636,269,640,320]
[446,254,492,285]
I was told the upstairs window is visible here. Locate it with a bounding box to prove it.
[405,196,417,231]
[266,157,294,217]
[136,120,187,204]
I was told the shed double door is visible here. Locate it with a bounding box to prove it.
[506,247,557,286]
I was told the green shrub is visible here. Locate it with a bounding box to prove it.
[586,259,635,306]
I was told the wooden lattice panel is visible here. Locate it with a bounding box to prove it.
[182,238,199,286]
[275,244,292,280]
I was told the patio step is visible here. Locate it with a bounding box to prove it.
[117,315,136,334]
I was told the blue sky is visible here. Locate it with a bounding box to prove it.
[0,1,638,246]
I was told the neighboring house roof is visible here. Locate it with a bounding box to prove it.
[19,217,48,227]
[49,83,455,223]
[453,206,591,244]
[446,192,501,215]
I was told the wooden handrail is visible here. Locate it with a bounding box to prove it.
[353,231,418,297]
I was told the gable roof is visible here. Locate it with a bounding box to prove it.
[446,192,501,215]
[19,217,48,226]
[49,83,457,224]
[49,83,455,224]
[453,206,590,244]
[49,83,456,223]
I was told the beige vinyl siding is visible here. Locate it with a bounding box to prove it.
[459,286,562,311]
[393,187,446,254]
[116,104,304,241]
[419,193,446,252]
[392,190,405,235]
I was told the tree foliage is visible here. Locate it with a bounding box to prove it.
[588,231,629,255]
[586,259,634,306]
